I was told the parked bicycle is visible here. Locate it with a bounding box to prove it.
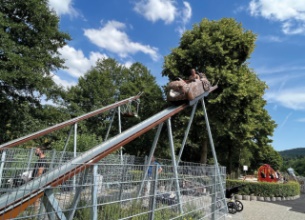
[216,184,245,214]
[225,184,245,214]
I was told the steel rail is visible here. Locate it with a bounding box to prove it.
[0,88,216,219]
[0,94,141,150]
[0,103,187,219]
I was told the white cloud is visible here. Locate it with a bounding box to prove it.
[282,21,305,35]
[265,87,305,110]
[52,73,76,88]
[133,0,192,35]
[48,0,78,16]
[123,61,133,68]
[181,1,192,24]
[256,64,305,75]
[258,35,284,43]
[249,0,305,34]
[134,0,177,24]
[84,20,160,61]
[58,45,107,78]
[263,74,305,93]
[296,118,305,123]
[177,1,192,35]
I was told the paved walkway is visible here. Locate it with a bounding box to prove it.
[229,194,305,220]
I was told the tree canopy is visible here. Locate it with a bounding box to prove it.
[0,6,282,175]
[63,58,165,156]
[0,0,70,143]
[162,18,277,173]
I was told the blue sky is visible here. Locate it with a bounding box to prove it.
[47,0,305,152]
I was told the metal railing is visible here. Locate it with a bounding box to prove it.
[0,148,227,220]
[0,90,227,219]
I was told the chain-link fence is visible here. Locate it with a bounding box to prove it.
[0,148,227,220]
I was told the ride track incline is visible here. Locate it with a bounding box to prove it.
[0,104,188,219]
[0,88,215,219]
[0,94,142,151]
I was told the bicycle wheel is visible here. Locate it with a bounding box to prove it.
[235,200,243,212]
[227,201,237,214]
[216,198,226,210]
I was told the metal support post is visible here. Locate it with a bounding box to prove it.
[91,164,98,220]
[168,102,198,192]
[165,102,200,191]
[137,123,163,198]
[26,148,34,172]
[148,166,158,220]
[49,149,57,170]
[0,150,6,188]
[211,164,217,219]
[118,106,123,164]
[119,158,128,203]
[200,98,227,215]
[104,110,116,141]
[74,123,78,157]
[67,168,89,220]
[167,118,183,214]
[73,123,77,192]
[176,101,198,164]
[117,106,125,205]
[59,126,74,165]
[42,187,67,220]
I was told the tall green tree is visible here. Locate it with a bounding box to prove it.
[119,62,166,156]
[282,157,305,176]
[64,58,165,155]
[162,18,276,173]
[250,145,283,171]
[0,0,70,144]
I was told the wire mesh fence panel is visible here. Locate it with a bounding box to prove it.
[0,148,227,220]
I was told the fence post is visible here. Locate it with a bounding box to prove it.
[148,165,158,220]
[0,150,6,188]
[119,158,128,203]
[73,123,77,192]
[91,164,98,220]
[49,149,57,170]
[211,165,216,219]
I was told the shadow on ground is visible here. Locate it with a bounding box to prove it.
[270,193,305,214]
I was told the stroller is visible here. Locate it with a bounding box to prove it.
[225,184,245,214]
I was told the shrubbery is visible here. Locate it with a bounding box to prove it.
[226,179,300,197]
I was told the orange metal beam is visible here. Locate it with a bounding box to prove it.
[1,192,44,219]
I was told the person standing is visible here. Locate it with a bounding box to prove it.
[143,156,162,207]
[32,147,48,212]
[147,156,162,178]
[32,147,48,179]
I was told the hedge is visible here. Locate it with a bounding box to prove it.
[226,179,300,197]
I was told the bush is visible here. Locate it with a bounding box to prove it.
[226,180,300,197]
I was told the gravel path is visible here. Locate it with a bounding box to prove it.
[228,194,305,220]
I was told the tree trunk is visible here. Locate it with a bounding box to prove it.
[200,140,208,164]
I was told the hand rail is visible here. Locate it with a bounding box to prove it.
[0,94,142,150]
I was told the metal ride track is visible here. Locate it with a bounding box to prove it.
[0,89,216,219]
[0,94,142,151]
[0,104,188,219]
